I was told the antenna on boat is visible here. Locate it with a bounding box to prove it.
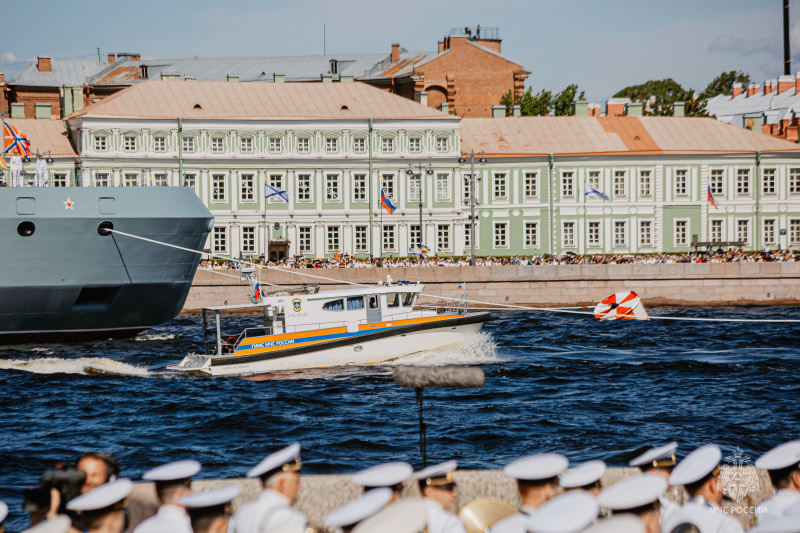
[393,366,485,467]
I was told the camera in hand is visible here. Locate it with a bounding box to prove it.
[23,463,87,513]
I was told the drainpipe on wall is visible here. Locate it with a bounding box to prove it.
[178,117,183,185]
[755,151,761,252]
[548,154,555,255]
[368,118,374,258]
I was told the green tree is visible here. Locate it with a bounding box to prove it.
[553,84,585,116]
[498,85,581,116]
[614,78,708,117]
[523,88,554,116]
[701,71,751,98]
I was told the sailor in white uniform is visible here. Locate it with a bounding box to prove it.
[19,515,73,533]
[231,443,306,533]
[351,499,427,533]
[629,442,681,524]
[66,478,133,533]
[133,460,201,533]
[178,486,240,533]
[350,462,413,503]
[36,155,47,187]
[10,154,22,187]
[560,460,606,496]
[598,474,666,533]
[582,514,646,533]
[411,461,466,533]
[661,444,744,533]
[324,487,393,533]
[489,453,569,533]
[754,440,800,524]
[526,490,598,533]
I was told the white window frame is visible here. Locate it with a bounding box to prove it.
[408,137,422,153]
[763,218,776,245]
[409,225,422,248]
[435,136,448,152]
[297,137,311,154]
[710,219,723,243]
[325,137,338,154]
[435,173,450,201]
[268,136,282,154]
[562,221,576,248]
[436,224,451,251]
[326,225,341,253]
[674,219,689,247]
[353,137,366,154]
[588,220,601,247]
[354,225,369,253]
[382,224,396,252]
[95,172,110,187]
[561,171,574,198]
[268,174,284,203]
[790,168,800,195]
[352,173,367,202]
[736,168,751,196]
[182,136,195,153]
[613,220,627,247]
[408,173,421,202]
[298,226,313,253]
[212,174,227,202]
[674,169,688,197]
[736,218,750,244]
[240,137,254,154]
[240,173,255,203]
[211,136,225,154]
[153,136,166,152]
[639,220,653,247]
[524,221,538,248]
[587,170,601,192]
[213,226,228,254]
[153,172,167,187]
[465,223,479,249]
[381,174,395,199]
[325,174,341,203]
[381,136,395,153]
[493,221,509,249]
[614,170,627,198]
[184,172,197,193]
[639,170,652,197]
[524,172,538,199]
[241,226,256,254]
[790,219,800,245]
[123,136,137,152]
[493,172,508,200]
[124,173,139,187]
[297,173,313,202]
[710,169,725,195]
[94,135,108,152]
[53,173,68,187]
[762,168,777,195]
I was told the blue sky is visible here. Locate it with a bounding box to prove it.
[1,0,797,103]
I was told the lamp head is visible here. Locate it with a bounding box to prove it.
[478,157,487,165]
[457,157,466,164]
[405,168,414,175]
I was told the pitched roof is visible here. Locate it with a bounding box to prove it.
[3,119,77,157]
[69,80,455,121]
[10,60,107,87]
[460,116,800,156]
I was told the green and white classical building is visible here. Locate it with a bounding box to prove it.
[52,80,800,258]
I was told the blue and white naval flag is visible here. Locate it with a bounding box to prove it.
[584,182,610,201]
[265,183,289,203]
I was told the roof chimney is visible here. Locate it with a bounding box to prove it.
[273,73,285,83]
[512,105,521,117]
[492,105,506,118]
[227,74,239,82]
[747,83,759,97]
[625,103,643,117]
[673,101,685,117]
[732,83,743,98]
[37,56,52,72]
[765,80,777,94]
[439,102,449,114]
[778,74,794,94]
[0,73,4,83]
[438,41,444,53]
[571,101,589,117]
[391,43,400,63]
[321,74,332,83]
[107,53,116,63]
[415,91,428,106]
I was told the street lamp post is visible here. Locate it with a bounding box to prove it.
[405,161,434,250]
[458,150,486,266]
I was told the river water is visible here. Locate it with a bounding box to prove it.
[2,306,799,529]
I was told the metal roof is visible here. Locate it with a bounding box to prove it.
[460,116,800,156]
[2,119,77,157]
[707,88,800,124]
[69,80,456,121]
[10,60,107,87]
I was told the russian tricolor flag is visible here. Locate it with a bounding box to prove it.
[380,188,396,214]
[708,185,719,210]
[253,282,261,302]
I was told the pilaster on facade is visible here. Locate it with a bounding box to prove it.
[315,168,323,212]
[201,168,210,205]
[343,168,351,213]
[286,168,295,213]
[112,167,121,187]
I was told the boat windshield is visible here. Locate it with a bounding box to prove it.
[403,292,416,307]
[322,299,344,311]
[387,293,401,308]
[347,296,364,310]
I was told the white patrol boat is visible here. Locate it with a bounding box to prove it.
[167,276,490,376]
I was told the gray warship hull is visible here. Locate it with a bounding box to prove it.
[0,187,213,344]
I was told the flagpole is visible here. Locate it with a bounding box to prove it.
[379,195,383,261]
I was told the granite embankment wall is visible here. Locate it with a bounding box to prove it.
[184,263,800,310]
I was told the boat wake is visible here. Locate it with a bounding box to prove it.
[384,332,500,366]
[0,357,151,376]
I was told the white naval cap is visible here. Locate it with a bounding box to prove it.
[351,499,427,533]
[504,453,569,482]
[597,474,667,511]
[324,487,393,528]
[247,443,301,479]
[755,440,800,471]
[411,460,458,486]
[629,442,678,468]
[177,486,241,510]
[20,516,73,533]
[525,490,599,533]
[351,462,413,488]
[143,459,201,482]
[581,514,645,533]
[66,478,133,512]
[0,500,6,523]
[669,444,721,486]
[559,460,606,489]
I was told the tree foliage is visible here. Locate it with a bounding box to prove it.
[499,84,584,117]
[613,78,708,117]
[701,71,751,99]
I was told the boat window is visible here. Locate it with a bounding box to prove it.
[347,296,365,310]
[323,299,344,311]
[368,295,380,309]
[387,293,401,308]
[403,292,416,307]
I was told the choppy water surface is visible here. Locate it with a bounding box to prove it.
[2,306,800,528]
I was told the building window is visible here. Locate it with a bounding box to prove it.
[494,173,508,199]
[382,225,396,252]
[154,136,166,152]
[355,225,368,252]
[213,227,228,253]
[588,221,601,247]
[436,137,448,152]
[182,136,194,153]
[493,222,508,248]
[563,222,575,247]
[53,173,68,187]
[675,220,688,246]
[763,219,776,245]
[353,174,367,202]
[95,173,109,187]
[790,219,800,244]
[561,172,574,198]
[614,171,626,197]
[408,137,421,153]
[639,221,652,247]
[763,168,776,195]
[327,226,340,252]
[711,220,723,242]
[639,170,652,197]
[241,137,254,154]
[299,226,312,253]
[736,219,750,243]
[790,169,800,194]
[524,172,538,198]
[381,174,394,199]
[463,174,473,202]
[524,222,538,248]
[240,174,255,202]
[410,225,421,247]
[353,137,366,153]
[325,174,340,202]
[408,174,421,202]
[435,173,450,201]
[297,174,312,202]
[736,169,750,195]
[153,173,167,186]
[437,224,450,251]
[614,221,627,246]
[710,169,724,194]
[124,173,139,187]
[465,223,477,249]
[587,170,601,191]
[212,174,227,202]
[94,135,107,151]
[184,173,197,192]
[211,137,224,154]
[268,175,284,203]
[297,137,311,153]
[325,137,338,154]
[268,137,281,154]
[242,227,256,253]
[381,136,394,153]
[675,169,688,196]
